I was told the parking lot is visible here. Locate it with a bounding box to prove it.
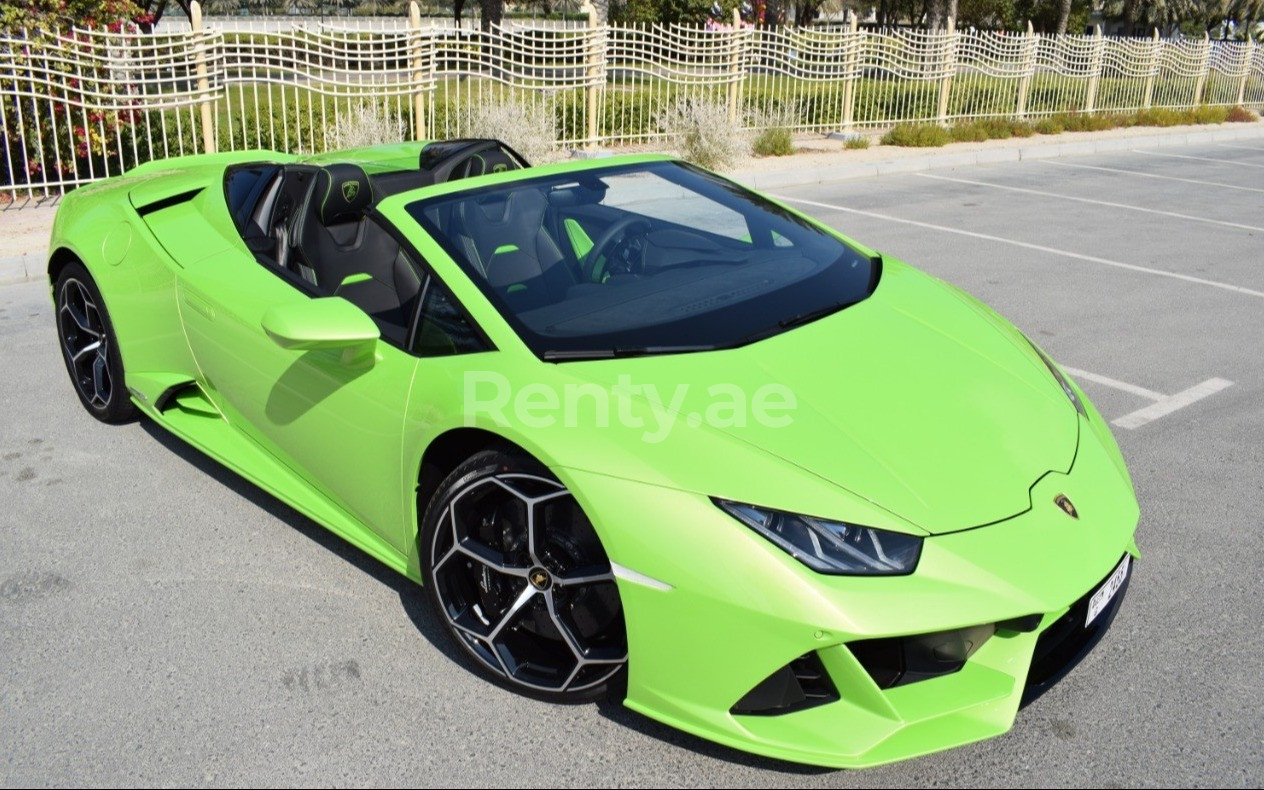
[2,138,1262,786]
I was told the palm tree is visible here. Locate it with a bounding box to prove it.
[1056,0,1073,34]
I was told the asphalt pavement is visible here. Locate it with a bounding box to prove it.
[2,138,1263,787]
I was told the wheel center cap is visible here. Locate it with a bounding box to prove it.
[528,566,552,591]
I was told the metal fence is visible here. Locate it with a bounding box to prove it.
[3,3,1262,195]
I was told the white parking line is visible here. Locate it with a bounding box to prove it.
[1043,160,1264,193]
[1061,367,1165,401]
[915,173,1264,234]
[773,195,1264,299]
[1062,366,1233,428]
[1129,149,1264,169]
[1113,379,1234,429]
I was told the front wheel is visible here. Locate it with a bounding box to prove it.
[421,449,627,702]
[54,262,136,424]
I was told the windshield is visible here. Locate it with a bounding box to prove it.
[405,161,878,359]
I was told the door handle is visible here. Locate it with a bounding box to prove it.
[183,291,216,321]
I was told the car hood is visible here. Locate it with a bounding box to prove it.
[554,260,1079,535]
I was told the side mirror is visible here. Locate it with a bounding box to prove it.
[261,297,379,361]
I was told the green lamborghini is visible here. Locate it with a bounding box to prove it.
[47,139,1139,768]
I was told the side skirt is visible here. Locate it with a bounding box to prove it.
[129,377,412,579]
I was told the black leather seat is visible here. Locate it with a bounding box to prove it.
[293,164,421,343]
[453,187,573,312]
[450,146,522,180]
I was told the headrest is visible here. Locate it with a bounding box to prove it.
[314,164,372,226]
[459,148,521,178]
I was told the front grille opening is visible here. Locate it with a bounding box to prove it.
[730,652,840,716]
[849,623,997,689]
[1023,556,1133,707]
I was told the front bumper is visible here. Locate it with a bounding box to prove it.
[558,422,1140,768]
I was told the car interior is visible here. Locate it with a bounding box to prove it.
[224,139,527,347]
[407,162,872,353]
[225,142,874,359]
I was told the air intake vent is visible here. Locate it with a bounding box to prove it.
[848,623,997,689]
[730,652,839,716]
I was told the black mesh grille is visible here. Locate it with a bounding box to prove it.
[1023,555,1132,707]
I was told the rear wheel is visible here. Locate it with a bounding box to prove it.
[421,449,627,702]
[54,262,135,424]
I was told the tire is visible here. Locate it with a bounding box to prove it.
[420,448,627,703]
[54,262,136,424]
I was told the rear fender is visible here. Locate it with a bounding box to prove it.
[48,182,201,398]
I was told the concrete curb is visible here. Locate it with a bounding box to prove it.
[0,254,40,287]
[730,123,1264,191]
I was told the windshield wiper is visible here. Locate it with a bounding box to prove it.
[778,300,858,330]
[737,300,859,347]
[542,344,719,362]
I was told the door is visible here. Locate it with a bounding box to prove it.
[177,245,419,556]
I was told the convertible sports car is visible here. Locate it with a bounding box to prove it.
[48,139,1139,768]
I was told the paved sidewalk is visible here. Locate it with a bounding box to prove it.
[3,118,1262,286]
[0,204,58,286]
[730,119,1264,189]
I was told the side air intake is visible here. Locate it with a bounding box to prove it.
[730,652,840,716]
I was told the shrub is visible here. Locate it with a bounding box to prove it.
[752,127,794,156]
[460,96,561,165]
[979,117,1019,139]
[948,121,989,142]
[216,99,318,155]
[1132,107,1184,127]
[748,105,796,157]
[844,136,870,150]
[1034,117,1064,135]
[1185,105,1228,125]
[1008,120,1036,138]
[2,2,151,190]
[881,123,951,147]
[1226,105,1259,123]
[1048,112,1118,132]
[657,96,749,170]
[327,101,405,151]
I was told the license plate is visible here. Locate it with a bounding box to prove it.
[1086,555,1130,627]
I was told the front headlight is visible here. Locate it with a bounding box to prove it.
[714,499,922,576]
[1025,338,1088,418]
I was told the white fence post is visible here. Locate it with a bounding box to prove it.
[583,1,603,149]
[1015,21,1036,117]
[409,1,427,141]
[1239,35,1256,106]
[840,12,860,129]
[1143,28,1159,109]
[1084,25,1103,113]
[1193,31,1210,105]
[727,7,744,125]
[936,17,957,122]
[190,1,215,154]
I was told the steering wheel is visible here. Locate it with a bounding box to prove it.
[586,216,651,283]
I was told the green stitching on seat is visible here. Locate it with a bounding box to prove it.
[492,243,519,257]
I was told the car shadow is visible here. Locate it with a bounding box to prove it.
[592,697,836,774]
[139,417,467,669]
[140,416,837,776]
